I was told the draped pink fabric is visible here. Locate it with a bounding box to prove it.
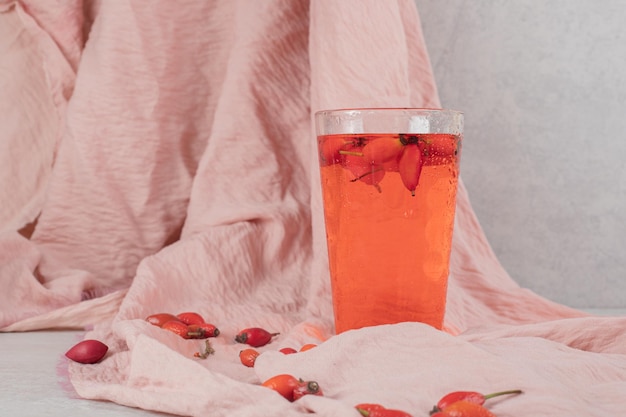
[1,1,624,415]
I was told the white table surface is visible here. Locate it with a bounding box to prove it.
[0,330,174,417]
[2,309,625,417]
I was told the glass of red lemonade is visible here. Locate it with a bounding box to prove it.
[315,108,464,333]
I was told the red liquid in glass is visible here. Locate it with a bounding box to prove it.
[318,133,461,333]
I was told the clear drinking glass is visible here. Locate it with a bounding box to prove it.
[315,108,464,333]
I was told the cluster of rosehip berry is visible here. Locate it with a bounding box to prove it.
[144,314,323,401]
[319,133,459,195]
[65,310,522,415]
[146,311,220,339]
[354,389,522,417]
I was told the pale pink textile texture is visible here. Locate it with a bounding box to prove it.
[1,0,625,416]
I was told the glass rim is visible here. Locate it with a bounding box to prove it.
[314,107,463,117]
[315,107,463,135]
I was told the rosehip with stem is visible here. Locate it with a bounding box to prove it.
[235,327,279,347]
[355,403,414,417]
[398,143,424,196]
[432,389,522,413]
[261,374,301,401]
[146,313,181,327]
[362,135,404,165]
[261,374,323,402]
[162,320,201,339]
[431,400,496,417]
[239,348,260,367]
[187,323,220,338]
[319,136,350,166]
[176,311,205,326]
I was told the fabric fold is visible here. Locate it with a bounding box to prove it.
[1,0,625,416]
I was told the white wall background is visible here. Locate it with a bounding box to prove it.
[415,0,626,309]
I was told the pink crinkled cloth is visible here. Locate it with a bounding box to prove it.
[1,0,625,416]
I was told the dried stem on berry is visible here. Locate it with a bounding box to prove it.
[194,340,215,359]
